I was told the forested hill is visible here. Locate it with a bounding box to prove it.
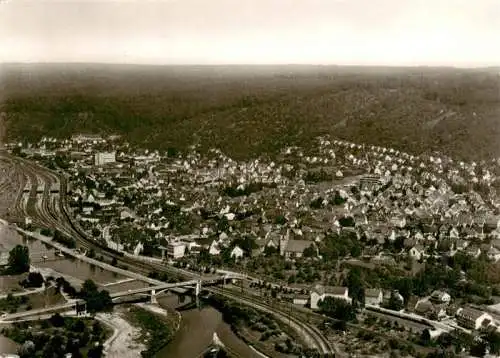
[1,63,499,161]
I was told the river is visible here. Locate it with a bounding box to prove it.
[0,224,261,358]
[156,295,263,358]
[0,336,19,356]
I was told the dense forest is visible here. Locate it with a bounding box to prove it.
[1,64,499,160]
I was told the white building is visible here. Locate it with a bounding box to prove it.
[94,151,116,166]
[230,246,244,259]
[365,289,383,306]
[456,308,493,330]
[167,242,186,259]
[209,240,221,255]
[310,285,350,310]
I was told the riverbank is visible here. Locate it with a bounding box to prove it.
[97,308,146,358]
[123,303,181,358]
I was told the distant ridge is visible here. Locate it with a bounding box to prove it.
[1,63,499,161]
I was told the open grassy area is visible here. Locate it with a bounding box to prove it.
[0,274,26,294]
[2,64,499,161]
[26,286,66,310]
[0,286,65,314]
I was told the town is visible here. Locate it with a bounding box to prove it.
[3,131,500,357]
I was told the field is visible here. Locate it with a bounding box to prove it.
[1,63,499,161]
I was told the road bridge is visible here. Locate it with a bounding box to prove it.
[110,280,202,304]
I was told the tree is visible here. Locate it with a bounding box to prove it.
[470,341,487,357]
[92,321,104,338]
[80,279,113,313]
[387,292,404,311]
[18,340,35,358]
[303,244,317,258]
[420,328,431,346]
[310,197,324,209]
[318,297,356,321]
[88,345,104,358]
[350,244,362,258]
[53,230,76,249]
[80,279,99,297]
[484,331,500,355]
[339,216,355,227]
[21,271,44,288]
[7,245,30,274]
[166,147,178,157]
[275,215,287,225]
[49,313,65,327]
[346,268,365,306]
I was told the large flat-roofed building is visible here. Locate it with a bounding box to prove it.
[94,151,116,166]
[456,308,493,330]
[167,241,186,260]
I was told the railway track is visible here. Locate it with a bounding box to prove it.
[210,288,333,356]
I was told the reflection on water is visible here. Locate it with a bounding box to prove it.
[23,238,124,284]
[0,335,19,355]
[156,296,262,358]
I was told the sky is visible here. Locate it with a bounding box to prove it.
[1,0,499,67]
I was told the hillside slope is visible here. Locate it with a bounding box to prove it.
[1,64,499,160]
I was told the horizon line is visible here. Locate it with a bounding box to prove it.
[2,61,500,70]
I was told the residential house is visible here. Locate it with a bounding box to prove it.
[283,240,315,260]
[365,289,383,306]
[409,245,425,260]
[429,290,451,304]
[230,245,244,259]
[465,246,482,258]
[209,240,221,256]
[449,227,460,239]
[310,285,350,310]
[414,300,447,320]
[456,308,493,330]
[455,239,469,251]
[185,241,202,254]
[488,247,500,262]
